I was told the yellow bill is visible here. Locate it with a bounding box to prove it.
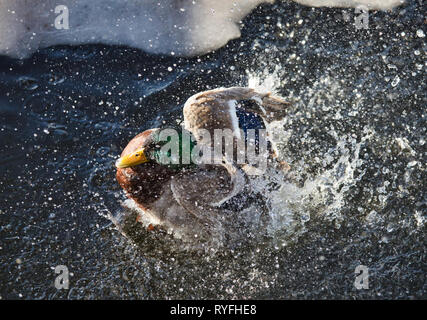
[115,148,149,168]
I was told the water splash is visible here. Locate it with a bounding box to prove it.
[247,65,283,95]
[245,67,375,244]
[245,127,374,246]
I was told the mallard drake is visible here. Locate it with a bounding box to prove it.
[114,87,290,246]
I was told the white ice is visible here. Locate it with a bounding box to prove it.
[0,0,404,59]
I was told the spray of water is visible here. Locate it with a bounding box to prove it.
[246,67,376,245]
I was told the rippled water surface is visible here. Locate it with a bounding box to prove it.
[0,1,425,299]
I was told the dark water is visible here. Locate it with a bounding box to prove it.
[0,1,425,299]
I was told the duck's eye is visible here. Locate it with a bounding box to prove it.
[135,154,139,157]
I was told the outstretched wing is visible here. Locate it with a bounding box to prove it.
[182,87,291,173]
[183,87,291,143]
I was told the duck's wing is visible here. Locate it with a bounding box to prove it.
[183,87,291,142]
[196,87,291,120]
[170,159,246,225]
[183,87,291,173]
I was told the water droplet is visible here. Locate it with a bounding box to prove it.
[301,213,310,222]
[96,147,110,156]
[17,76,38,90]
[391,76,400,87]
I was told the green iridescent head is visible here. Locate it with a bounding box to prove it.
[115,127,197,170]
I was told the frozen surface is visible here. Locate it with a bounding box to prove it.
[0,0,403,58]
[293,0,404,10]
[0,0,274,58]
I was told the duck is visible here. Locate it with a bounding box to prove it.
[114,87,290,246]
